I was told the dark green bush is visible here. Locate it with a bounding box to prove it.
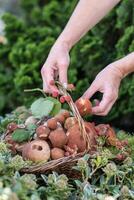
[0,0,133,127]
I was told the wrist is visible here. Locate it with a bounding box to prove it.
[111,53,134,78]
[56,34,74,51]
[107,62,125,81]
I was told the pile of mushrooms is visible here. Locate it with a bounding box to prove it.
[4,98,128,163]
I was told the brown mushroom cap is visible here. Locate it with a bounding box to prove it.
[5,134,18,154]
[60,110,70,118]
[49,128,67,148]
[55,114,65,124]
[95,124,117,146]
[22,140,50,162]
[7,122,18,133]
[66,122,97,153]
[36,125,50,140]
[64,117,78,130]
[84,122,97,150]
[75,98,92,116]
[47,118,58,129]
[66,124,87,152]
[51,148,65,160]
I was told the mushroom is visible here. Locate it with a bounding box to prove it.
[95,124,117,146]
[66,124,87,152]
[22,140,50,162]
[47,118,58,129]
[5,134,18,154]
[75,98,92,116]
[55,113,65,124]
[66,122,96,153]
[7,122,18,133]
[64,117,78,130]
[60,110,70,118]
[51,148,65,160]
[36,125,50,140]
[49,128,67,148]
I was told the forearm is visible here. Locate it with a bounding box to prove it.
[112,52,134,78]
[57,0,120,49]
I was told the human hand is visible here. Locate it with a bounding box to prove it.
[82,64,123,116]
[41,41,70,94]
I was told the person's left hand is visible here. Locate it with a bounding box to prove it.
[82,64,123,116]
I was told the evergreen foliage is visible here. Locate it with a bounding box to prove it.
[0,0,133,125]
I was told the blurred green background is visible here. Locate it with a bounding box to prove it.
[0,0,134,131]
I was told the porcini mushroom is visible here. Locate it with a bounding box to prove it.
[36,125,50,140]
[64,117,78,130]
[22,140,50,162]
[47,118,58,129]
[49,128,67,148]
[75,98,92,116]
[51,148,65,160]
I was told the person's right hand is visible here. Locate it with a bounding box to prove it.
[41,41,70,94]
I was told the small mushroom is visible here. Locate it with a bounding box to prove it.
[49,128,67,148]
[95,124,117,146]
[60,110,70,118]
[55,113,65,124]
[51,148,65,160]
[22,140,50,162]
[5,134,18,154]
[47,118,58,129]
[75,98,92,116]
[7,122,18,133]
[36,125,50,140]
[64,117,77,130]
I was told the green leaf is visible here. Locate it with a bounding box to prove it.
[83,154,90,161]
[74,180,82,188]
[44,97,61,116]
[12,129,31,143]
[31,98,54,118]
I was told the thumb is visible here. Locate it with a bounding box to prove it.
[82,83,98,99]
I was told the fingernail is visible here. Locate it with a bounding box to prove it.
[60,96,65,103]
[64,95,71,102]
[52,91,59,98]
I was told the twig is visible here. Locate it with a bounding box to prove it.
[24,88,47,97]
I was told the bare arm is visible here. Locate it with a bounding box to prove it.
[58,0,121,49]
[113,52,134,77]
[83,52,134,116]
[41,0,120,93]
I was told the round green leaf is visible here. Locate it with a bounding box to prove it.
[31,98,54,118]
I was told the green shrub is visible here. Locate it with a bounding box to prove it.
[0,0,133,126]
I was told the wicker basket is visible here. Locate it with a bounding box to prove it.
[21,82,94,177]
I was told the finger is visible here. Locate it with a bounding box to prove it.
[43,81,49,93]
[92,88,117,115]
[41,67,50,93]
[58,62,68,84]
[92,100,114,116]
[46,69,59,93]
[82,83,98,99]
[41,65,58,93]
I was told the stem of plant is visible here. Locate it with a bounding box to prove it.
[24,88,47,97]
